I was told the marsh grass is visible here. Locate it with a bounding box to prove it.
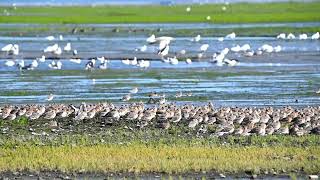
[0,143,318,174]
[0,2,319,24]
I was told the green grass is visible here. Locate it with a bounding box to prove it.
[0,117,319,175]
[0,136,319,174]
[0,2,320,24]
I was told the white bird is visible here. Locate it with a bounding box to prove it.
[73,49,78,56]
[47,94,54,101]
[146,34,156,43]
[231,45,241,52]
[222,6,227,11]
[31,60,38,68]
[137,60,150,68]
[311,32,319,40]
[1,44,13,52]
[96,56,105,63]
[131,57,138,65]
[98,61,108,70]
[168,56,179,65]
[180,49,186,55]
[122,94,131,101]
[37,55,46,62]
[1,44,19,55]
[287,33,296,39]
[185,58,192,64]
[260,44,274,53]
[274,45,282,52]
[135,45,147,52]
[299,34,308,40]
[158,44,170,57]
[221,48,229,55]
[186,7,191,12]
[200,44,209,52]
[12,44,19,55]
[59,35,63,40]
[212,53,225,63]
[48,60,62,70]
[244,50,254,57]
[276,33,286,39]
[240,44,251,51]
[225,32,236,39]
[129,87,138,94]
[44,43,59,53]
[122,59,131,65]
[17,60,24,69]
[156,36,174,57]
[5,60,15,67]
[206,16,211,20]
[191,34,201,42]
[46,36,55,41]
[53,47,62,55]
[224,58,239,66]
[70,58,81,64]
[217,37,224,42]
[64,43,71,51]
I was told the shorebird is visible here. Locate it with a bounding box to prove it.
[98,60,108,70]
[47,94,54,101]
[146,34,156,43]
[158,44,170,57]
[191,34,201,42]
[224,58,239,66]
[70,58,81,64]
[85,59,96,70]
[299,34,308,40]
[1,44,19,55]
[287,33,296,39]
[129,87,138,94]
[37,55,46,62]
[274,45,282,52]
[168,56,179,65]
[45,36,55,41]
[276,33,286,39]
[225,32,236,39]
[200,44,209,52]
[44,43,59,53]
[185,58,192,64]
[137,60,150,68]
[311,32,319,40]
[122,94,131,101]
[5,60,15,67]
[64,43,72,51]
[48,60,62,69]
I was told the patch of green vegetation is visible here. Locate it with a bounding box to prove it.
[11,116,29,127]
[0,2,319,24]
[0,90,42,96]
[0,141,318,174]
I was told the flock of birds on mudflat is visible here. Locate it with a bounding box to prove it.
[2,30,319,70]
[1,102,320,136]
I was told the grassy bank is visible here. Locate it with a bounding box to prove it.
[0,2,320,24]
[0,135,319,174]
[0,145,318,174]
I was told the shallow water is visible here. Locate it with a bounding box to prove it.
[0,23,320,106]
